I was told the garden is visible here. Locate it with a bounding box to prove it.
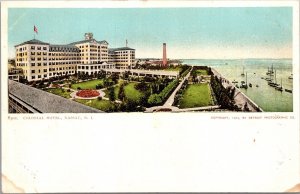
[32,70,182,112]
[177,83,214,108]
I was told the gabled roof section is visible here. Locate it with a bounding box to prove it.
[68,39,109,45]
[109,47,135,53]
[15,39,50,47]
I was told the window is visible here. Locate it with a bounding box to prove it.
[38,63,41,66]
[32,76,35,79]
[31,63,35,66]
[43,69,47,72]
[44,74,47,78]
[37,47,41,50]
[43,47,47,50]
[38,75,41,78]
[31,70,35,73]
[43,63,47,66]
[31,46,35,49]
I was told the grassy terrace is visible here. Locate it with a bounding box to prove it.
[195,69,208,76]
[71,79,104,90]
[179,83,213,108]
[75,99,116,112]
[124,82,144,102]
[103,82,145,102]
[44,88,72,99]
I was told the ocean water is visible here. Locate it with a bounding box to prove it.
[181,59,293,112]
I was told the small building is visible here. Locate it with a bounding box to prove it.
[108,47,135,69]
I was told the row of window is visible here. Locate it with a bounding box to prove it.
[31,74,47,79]
[49,66,75,71]
[30,46,48,50]
[49,58,80,61]
[49,62,80,65]
[31,71,75,80]
[49,47,79,52]
[31,62,47,66]
[16,47,27,52]
[77,65,111,70]
[49,53,80,56]
[78,45,107,49]
[31,69,47,73]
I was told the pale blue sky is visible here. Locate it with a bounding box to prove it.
[8,7,293,59]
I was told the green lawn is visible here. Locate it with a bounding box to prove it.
[179,83,213,108]
[124,83,144,102]
[102,82,146,102]
[102,85,120,99]
[45,88,72,99]
[75,99,116,112]
[71,79,104,90]
[195,69,208,76]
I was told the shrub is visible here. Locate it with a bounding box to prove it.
[97,96,102,101]
[147,79,179,106]
[96,84,103,89]
[67,89,71,92]
[77,87,81,90]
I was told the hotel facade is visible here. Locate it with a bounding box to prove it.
[14,33,135,82]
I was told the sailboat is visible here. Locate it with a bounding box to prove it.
[268,69,279,87]
[266,64,274,75]
[241,66,245,76]
[275,78,283,92]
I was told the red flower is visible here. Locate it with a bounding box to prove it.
[76,89,100,98]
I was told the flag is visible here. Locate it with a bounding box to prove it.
[34,25,38,34]
[126,39,128,47]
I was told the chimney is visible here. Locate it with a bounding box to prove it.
[163,43,167,66]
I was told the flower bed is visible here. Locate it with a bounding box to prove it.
[76,89,100,98]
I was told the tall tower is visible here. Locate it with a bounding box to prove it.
[162,43,167,67]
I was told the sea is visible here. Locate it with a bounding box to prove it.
[181,59,293,112]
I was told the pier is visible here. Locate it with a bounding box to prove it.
[211,68,263,112]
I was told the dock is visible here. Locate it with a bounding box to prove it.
[211,68,263,112]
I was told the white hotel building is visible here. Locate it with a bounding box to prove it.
[15,33,135,81]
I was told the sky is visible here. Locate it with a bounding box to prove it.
[8,7,293,59]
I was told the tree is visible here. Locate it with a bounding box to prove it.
[118,83,125,101]
[108,87,115,101]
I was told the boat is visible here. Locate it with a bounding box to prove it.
[240,73,248,89]
[235,84,240,88]
[275,79,283,92]
[285,89,292,93]
[288,73,293,79]
[241,65,245,76]
[232,80,238,84]
[268,69,279,87]
[249,83,252,87]
[256,84,259,87]
[266,64,274,75]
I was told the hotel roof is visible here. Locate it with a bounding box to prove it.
[8,80,103,113]
[68,39,108,45]
[15,39,50,47]
[109,47,135,54]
